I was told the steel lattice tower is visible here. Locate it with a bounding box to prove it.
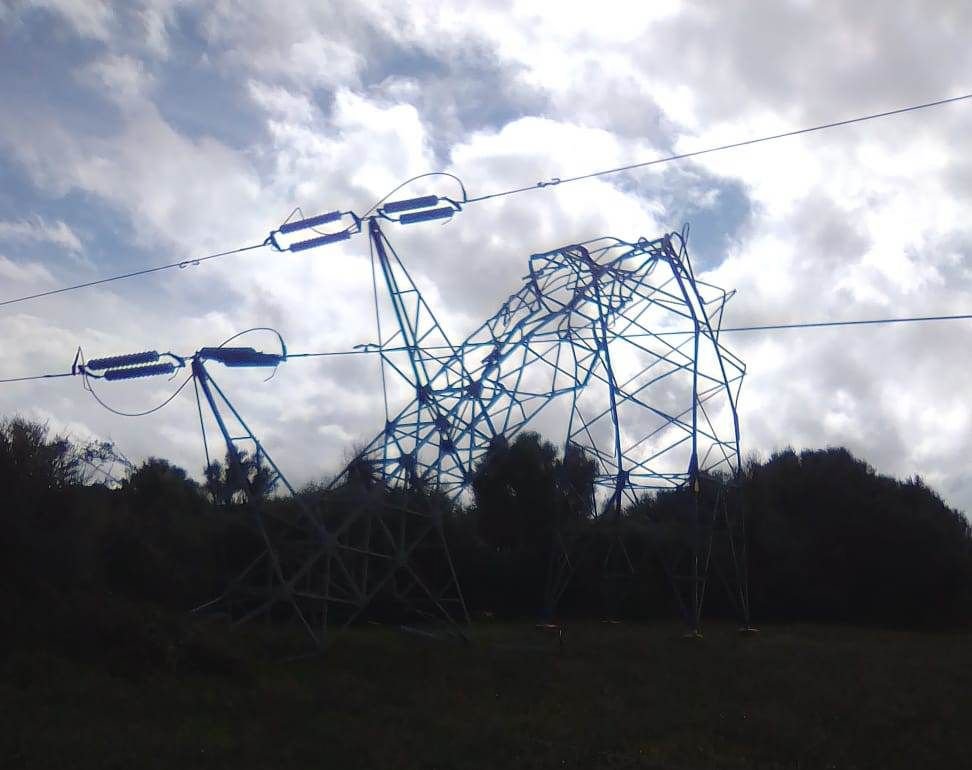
[79,185,750,643]
[347,224,749,631]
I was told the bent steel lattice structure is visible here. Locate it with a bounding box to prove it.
[78,186,749,646]
[355,228,744,501]
[347,221,749,630]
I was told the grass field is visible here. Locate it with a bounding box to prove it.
[2,619,971,769]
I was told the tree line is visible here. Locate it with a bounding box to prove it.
[2,415,969,665]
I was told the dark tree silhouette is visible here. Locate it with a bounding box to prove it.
[203,450,278,506]
[0,415,969,650]
[472,432,595,552]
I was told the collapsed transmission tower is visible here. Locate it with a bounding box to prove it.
[77,178,750,642]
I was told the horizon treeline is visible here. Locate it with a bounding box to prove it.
[2,414,970,665]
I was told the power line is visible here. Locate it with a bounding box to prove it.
[466,92,972,203]
[285,311,972,357]
[285,350,374,359]
[2,93,969,311]
[717,313,972,334]
[0,371,75,384]
[4,311,972,386]
[0,241,268,310]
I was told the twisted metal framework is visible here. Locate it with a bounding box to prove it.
[78,439,134,487]
[77,185,750,642]
[355,229,743,493]
[343,220,748,630]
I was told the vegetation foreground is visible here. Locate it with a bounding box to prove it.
[3,619,971,769]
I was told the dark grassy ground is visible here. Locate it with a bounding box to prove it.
[2,619,971,769]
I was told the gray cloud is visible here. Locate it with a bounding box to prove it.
[651,1,972,124]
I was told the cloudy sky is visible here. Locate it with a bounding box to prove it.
[1,0,971,511]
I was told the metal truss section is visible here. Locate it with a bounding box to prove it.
[78,439,134,488]
[356,228,744,503]
[352,225,748,631]
[77,342,468,651]
[189,353,469,649]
